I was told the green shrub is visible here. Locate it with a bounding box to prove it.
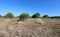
[19,12,29,21]
[43,14,49,18]
[29,16,32,18]
[0,15,2,18]
[32,12,40,18]
[4,12,14,18]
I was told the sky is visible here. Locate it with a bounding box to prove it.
[0,0,60,16]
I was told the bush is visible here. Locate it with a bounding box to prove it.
[32,12,40,18]
[4,12,14,18]
[43,14,49,18]
[29,16,32,18]
[0,15,2,18]
[19,12,29,21]
[50,16,60,18]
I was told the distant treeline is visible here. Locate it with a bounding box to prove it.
[0,12,60,20]
[49,16,60,18]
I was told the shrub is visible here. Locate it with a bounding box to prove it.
[4,12,14,18]
[50,16,60,18]
[32,12,40,18]
[0,15,2,18]
[43,14,49,18]
[29,16,32,18]
[19,12,29,21]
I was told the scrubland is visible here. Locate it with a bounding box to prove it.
[0,18,60,37]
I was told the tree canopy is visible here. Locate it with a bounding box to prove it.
[4,12,14,18]
[32,12,40,18]
[19,12,29,21]
[43,14,49,18]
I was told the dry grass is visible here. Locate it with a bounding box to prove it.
[0,18,60,37]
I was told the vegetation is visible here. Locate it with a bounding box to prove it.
[0,12,60,19]
[0,15,2,18]
[29,16,32,18]
[4,12,14,18]
[43,14,49,18]
[50,16,60,18]
[19,12,29,21]
[32,12,40,18]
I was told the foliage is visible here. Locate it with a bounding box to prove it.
[32,12,40,18]
[43,14,49,18]
[19,12,29,21]
[29,16,32,18]
[0,15,2,17]
[50,16,60,18]
[4,12,14,18]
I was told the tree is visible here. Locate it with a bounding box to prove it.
[0,15,2,18]
[43,14,49,18]
[19,12,29,21]
[29,16,32,18]
[4,12,14,18]
[32,12,40,18]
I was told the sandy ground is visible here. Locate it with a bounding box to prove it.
[0,18,60,37]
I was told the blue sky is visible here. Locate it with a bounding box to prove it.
[0,0,60,16]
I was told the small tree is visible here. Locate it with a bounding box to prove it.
[19,12,29,21]
[29,16,32,18]
[32,12,40,18]
[4,12,14,18]
[43,14,49,18]
[0,15,2,18]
